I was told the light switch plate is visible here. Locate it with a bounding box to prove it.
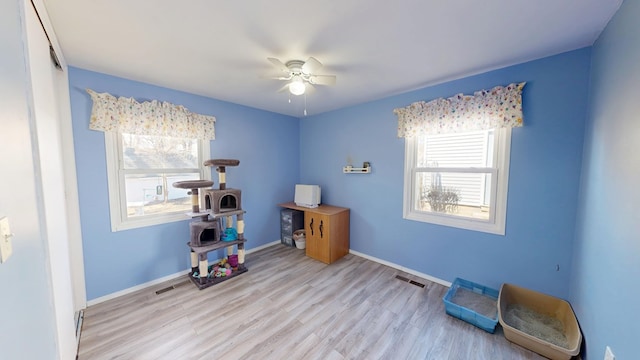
[604,346,615,360]
[0,217,13,263]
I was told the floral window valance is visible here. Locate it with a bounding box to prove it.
[87,89,216,140]
[394,82,525,138]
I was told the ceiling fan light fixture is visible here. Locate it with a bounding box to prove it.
[289,76,306,96]
[266,57,334,101]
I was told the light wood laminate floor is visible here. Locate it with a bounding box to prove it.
[77,245,546,360]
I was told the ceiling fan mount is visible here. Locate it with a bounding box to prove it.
[264,57,336,96]
[284,60,306,74]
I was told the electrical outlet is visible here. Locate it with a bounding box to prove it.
[604,346,615,360]
[0,217,14,263]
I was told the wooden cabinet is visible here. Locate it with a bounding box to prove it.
[279,202,350,264]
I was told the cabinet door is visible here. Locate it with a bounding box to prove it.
[305,212,330,263]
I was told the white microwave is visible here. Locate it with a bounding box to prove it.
[294,184,321,208]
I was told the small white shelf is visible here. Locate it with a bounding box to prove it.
[343,166,371,174]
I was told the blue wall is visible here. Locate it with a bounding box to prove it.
[300,48,591,299]
[570,0,640,358]
[68,68,300,300]
[71,47,594,316]
[68,34,636,358]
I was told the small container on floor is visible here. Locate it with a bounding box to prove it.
[293,229,306,249]
[442,277,499,333]
[498,283,582,360]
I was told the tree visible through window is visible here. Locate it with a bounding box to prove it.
[416,130,493,220]
[404,128,511,235]
[121,133,201,217]
[106,132,210,231]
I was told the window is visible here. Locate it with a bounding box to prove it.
[403,128,511,234]
[105,132,210,231]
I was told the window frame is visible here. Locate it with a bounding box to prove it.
[104,131,211,232]
[402,128,512,235]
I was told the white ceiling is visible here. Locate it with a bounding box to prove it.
[43,0,622,117]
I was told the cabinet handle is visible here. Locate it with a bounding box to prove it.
[310,218,314,236]
[319,220,324,238]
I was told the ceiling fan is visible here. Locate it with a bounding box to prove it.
[265,57,336,96]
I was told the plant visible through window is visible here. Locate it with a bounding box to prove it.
[421,165,460,214]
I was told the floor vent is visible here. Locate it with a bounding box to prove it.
[396,275,426,288]
[155,280,190,295]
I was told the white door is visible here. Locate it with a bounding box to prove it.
[25,2,77,358]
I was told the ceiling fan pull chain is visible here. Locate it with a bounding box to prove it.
[304,93,307,116]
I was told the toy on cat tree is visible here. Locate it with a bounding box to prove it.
[172,159,247,289]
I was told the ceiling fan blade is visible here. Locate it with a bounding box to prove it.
[308,75,336,86]
[260,73,292,81]
[302,57,323,74]
[305,83,316,94]
[267,57,289,73]
[277,83,290,93]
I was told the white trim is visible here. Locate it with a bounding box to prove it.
[252,239,286,252]
[87,240,281,306]
[105,132,122,231]
[402,137,416,219]
[349,249,451,288]
[492,127,511,235]
[403,128,511,235]
[415,167,495,173]
[104,133,212,232]
[55,57,86,312]
[87,269,190,306]
[87,241,448,307]
[255,239,290,250]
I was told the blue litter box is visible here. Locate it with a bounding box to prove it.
[443,277,499,333]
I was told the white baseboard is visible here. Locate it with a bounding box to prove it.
[87,240,281,307]
[348,249,452,288]
[251,239,281,252]
[87,242,446,307]
[87,270,189,306]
